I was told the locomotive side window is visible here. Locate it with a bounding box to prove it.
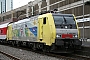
[43,17,46,24]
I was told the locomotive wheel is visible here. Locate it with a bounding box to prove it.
[42,45,50,52]
[32,43,36,51]
[11,41,16,46]
[12,41,15,46]
[42,48,47,52]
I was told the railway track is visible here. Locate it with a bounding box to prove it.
[0,50,21,60]
[41,52,77,60]
[72,54,90,60]
[26,48,90,60]
[39,52,90,60]
[0,44,76,60]
[13,46,75,60]
[1,44,90,60]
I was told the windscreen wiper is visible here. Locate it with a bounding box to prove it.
[61,16,67,24]
[63,16,67,24]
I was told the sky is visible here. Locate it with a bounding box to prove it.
[13,0,34,9]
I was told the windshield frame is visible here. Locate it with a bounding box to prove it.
[53,14,76,25]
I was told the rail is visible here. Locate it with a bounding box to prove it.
[0,50,21,60]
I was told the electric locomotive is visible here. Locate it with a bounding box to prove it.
[0,11,82,53]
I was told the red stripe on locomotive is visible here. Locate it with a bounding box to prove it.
[0,27,7,35]
[62,34,73,38]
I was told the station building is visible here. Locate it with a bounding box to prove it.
[0,0,13,14]
[0,0,90,38]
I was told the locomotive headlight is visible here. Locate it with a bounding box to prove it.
[56,35,60,38]
[75,35,78,38]
[73,35,78,38]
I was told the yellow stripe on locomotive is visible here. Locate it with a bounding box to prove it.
[7,24,12,40]
[73,14,80,39]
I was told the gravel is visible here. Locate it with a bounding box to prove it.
[0,44,63,60]
[0,53,12,60]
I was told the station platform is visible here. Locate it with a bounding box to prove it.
[81,39,90,47]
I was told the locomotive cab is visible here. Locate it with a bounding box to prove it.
[38,12,82,53]
[52,14,82,52]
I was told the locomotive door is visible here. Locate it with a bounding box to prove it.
[38,18,43,41]
[38,17,47,41]
[38,17,51,45]
[42,17,51,45]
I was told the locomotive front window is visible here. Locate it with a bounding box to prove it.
[64,16,75,24]
[53,16,64,24]
[53,15,75,25]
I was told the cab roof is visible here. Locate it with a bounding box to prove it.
[52,13,73,17]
